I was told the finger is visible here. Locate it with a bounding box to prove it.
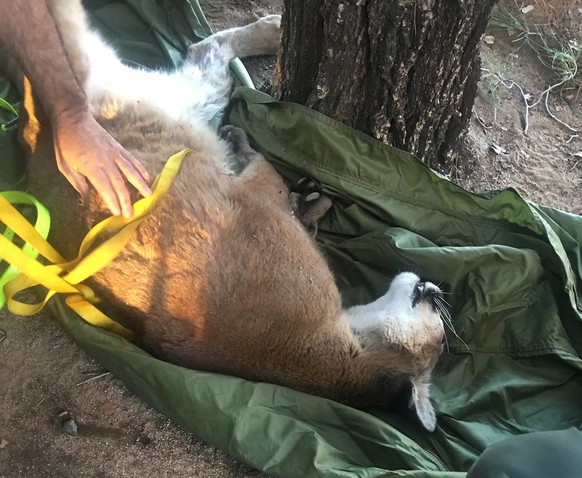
[62,161,124,216]
[55,149,91,201]
[124,149,150,182]
[104,173,131,218]
[109,141,150,183]
[61,167,90,201]
[98,159,134,218]
[116,152,152,199]
[85,166,124,217]
[119,192,134,219]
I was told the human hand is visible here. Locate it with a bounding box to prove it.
[52,110,152,218]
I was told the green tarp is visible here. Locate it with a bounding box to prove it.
[1,1,580,476]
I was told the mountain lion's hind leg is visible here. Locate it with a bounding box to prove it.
[289,178,332,237]
[186,15,281,65]
[219,125,256,167]
[183,16,280,116]
[220,126,290,209]
[220,126,332,233]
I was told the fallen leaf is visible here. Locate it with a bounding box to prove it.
[99,400,119,416]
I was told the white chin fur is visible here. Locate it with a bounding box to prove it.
[347,272,443,342]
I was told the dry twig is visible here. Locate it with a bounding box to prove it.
[76,371,111,387]
[473,109,493,129]
[481,68,579,136]
[544,89,578,133]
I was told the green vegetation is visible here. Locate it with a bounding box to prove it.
[0,97,19,131]
[490,6,581,88]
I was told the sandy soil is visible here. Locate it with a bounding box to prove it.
[0,1,580,477]
[459,18,581,215]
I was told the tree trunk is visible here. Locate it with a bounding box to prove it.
[274,0,499,172]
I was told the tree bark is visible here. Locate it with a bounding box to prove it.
[274,0,499,172]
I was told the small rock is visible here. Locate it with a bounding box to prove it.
[0,438,8,449]
[58,411,79,436]
[483,35,495,45]
[62,419,79,436]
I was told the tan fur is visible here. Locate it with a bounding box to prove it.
[14,0,446,429]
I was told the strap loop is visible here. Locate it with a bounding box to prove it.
[0,190,52,309]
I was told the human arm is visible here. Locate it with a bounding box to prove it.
[0,0,151,217]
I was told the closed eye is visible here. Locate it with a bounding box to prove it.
[412,281,443,310]
[411,281,425,308]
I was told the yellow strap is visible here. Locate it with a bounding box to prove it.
[0,194,64,263]
[0,191,53,309]
[0,191,53,259]
[0,148,191,339]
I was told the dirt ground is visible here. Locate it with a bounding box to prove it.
[0,1,580,477]
[459,2,582,215]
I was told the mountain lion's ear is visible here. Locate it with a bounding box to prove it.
[409,375,437,432]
